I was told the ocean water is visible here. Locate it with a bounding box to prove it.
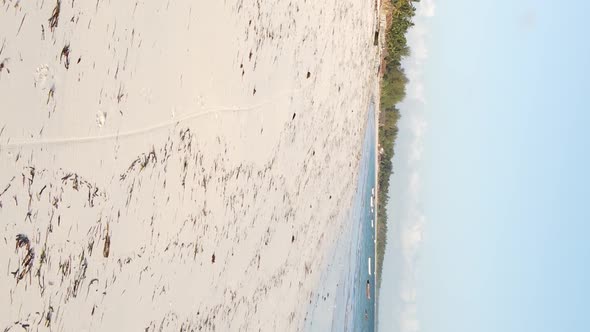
[306,101,376,331]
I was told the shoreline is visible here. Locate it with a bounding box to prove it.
[374,0,386,324]
[304,47,382,331]
[304,96,378,330]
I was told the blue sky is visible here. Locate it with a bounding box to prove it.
[379,0,590,331]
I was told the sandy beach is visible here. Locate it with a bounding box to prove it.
[0,0,379,330]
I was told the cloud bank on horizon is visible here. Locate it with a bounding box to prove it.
[395,1,435,331]
[417,0,436,18]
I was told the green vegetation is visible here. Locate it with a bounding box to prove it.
[376,0,417,289]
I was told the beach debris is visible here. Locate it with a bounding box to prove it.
[48,0,61,32]
[59,258,71,278]
[0,176,14,197]
[0,58,9,75]
[116,86,125,103]
[193,242,199,260]
[61,173,82,191]
[17,13,27,36]
[306,71,311,79]
[13,234,35,283]
[253,87,256,95]
[211,253,215,263]
[72,257,88,298]
[292,113,296,120]
[36,245,48,294]
[88,186,99,207]
[291,235,295,243]
[60,44,71,69]
[16,234,30,250]
[47,85,55,104]
[45,306,54,327]
[37,185,47,199]
[87,278,99,292]
[120,147,158,180]
[96,110,106,127]
[103,224,111,258]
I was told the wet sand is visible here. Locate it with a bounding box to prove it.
[305,100,377,332]
[0,0,379,330]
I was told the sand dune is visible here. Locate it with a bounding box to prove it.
[0,0,379,330]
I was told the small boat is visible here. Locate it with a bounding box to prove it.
[371,218,374,228]
[366,280,371,300]
[368,257,372,276]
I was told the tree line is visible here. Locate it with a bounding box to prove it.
[376,0,418,289]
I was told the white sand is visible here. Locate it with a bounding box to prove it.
[0,0,379,330]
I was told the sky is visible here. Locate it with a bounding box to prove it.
[378,0,590,331]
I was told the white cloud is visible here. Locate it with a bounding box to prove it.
[400,302,420,332]
[396,167,425,331]
[401,318,420,332]
[401,214,424,262]
[400,285,417,303]
[408,171,421,197]
[411,82,426,105]
[417,0,436,18]
[394,1,435,331]
[403,3,433,107]
[408,114,427,163]
[406,24,430,64]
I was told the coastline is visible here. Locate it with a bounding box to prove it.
[374,0,418,294]
[373,58,382,330]
[305,96,377,331]
[374,0,386,312]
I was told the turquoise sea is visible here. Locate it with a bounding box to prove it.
[306,100,376,331]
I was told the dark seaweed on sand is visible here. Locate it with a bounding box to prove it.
[48,0,61,31]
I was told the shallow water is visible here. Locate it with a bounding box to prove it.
[306,100,376,331]
[349,99,377,331]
